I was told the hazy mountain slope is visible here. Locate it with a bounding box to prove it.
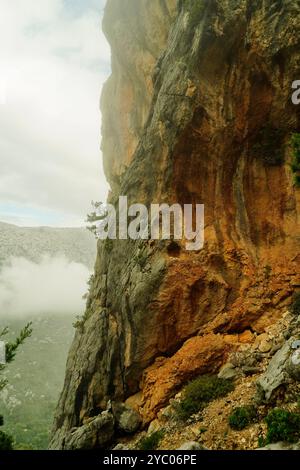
[1,315,75,450]
[0,221,96,269]
[0,221,96,449]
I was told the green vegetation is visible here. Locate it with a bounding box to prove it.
[290,292,300,316]
[187,0,206,29]
[0,423,13,450]
[73,275,96,329]
[0,315,74,449]
[261,409,300,445]
[133,250,148,270]
[104,238,113,252]
[252,125,285,166]
[174,375,234,420]
[291,133,300,187]
[228,405,257,431]
[138,430,165,450]
[0,323,32,449]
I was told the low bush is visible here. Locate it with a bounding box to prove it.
[138,430,165,450]
[290,292,300,316]
[174,375,234,420]
[263,408,300,444]
[0,430,13,450]
[228,405,257,430]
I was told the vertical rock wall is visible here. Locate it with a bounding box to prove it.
[50,0,300,448]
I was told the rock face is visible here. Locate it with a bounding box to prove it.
[256,337,300,402]
[63,412,114,450]
[112,402,142,434]
[50,0,300,448]
[256,338,293,402]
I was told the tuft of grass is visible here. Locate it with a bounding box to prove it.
[174,375,234,420]
[228,405,257,431]
[291,133,300,187]
[262,408,300,445]
[138,430,164,450]
[290,292,300,316]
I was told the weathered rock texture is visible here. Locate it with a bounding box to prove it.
[50,0,300,448]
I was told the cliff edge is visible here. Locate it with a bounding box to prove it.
[50,0,300,449]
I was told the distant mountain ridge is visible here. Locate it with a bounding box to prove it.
[0,221,96,269]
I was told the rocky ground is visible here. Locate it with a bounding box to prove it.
[110,308,300,450]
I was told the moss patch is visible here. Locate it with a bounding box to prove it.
[138,430,165,450]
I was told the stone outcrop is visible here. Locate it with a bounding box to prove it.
[63,412,114,450]
[50,0,300,449]
[256,337,293,402]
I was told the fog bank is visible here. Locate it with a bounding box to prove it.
[0,255,90,318]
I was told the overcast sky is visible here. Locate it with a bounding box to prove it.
[0,0,110,227]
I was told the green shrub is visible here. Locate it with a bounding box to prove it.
[0,430,13,450]
[291,133,300,187]
[264,409,300,444]
[133,251,148,269]
[290,293,300,316]
[228,405,257,430]
[104,238,113,252]
[257,435,266,448]
[138,430,164,450]
[187,0,206,28]
[295,175,300,186]
[174,375,234,420]
[252,125,285,166]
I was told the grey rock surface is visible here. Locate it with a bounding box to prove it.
[113,403,142,434]
[258,441,300,451]
[256,338,293,401]
[218,363,239,380]
[63,412,114,450]
[177,441,206,450]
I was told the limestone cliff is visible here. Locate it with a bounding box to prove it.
[50,0,300,449]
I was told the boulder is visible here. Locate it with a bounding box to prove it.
[177,441,207,450]
[218,363,239,380]
[286,348,300,381]
[147,419,161,435]
[258,441,300,450]
[113,443,130,450]
[64,411,114,450]
[112,402,142,434]
[256,338,293,402]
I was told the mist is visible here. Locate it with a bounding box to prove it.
[0,255,90,318]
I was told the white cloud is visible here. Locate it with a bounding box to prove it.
[0,0,110,226]
[0,255,90,317]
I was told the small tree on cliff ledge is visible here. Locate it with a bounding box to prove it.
[86,201,107,237]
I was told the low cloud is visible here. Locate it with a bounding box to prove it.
[0,0,110,226]
[0,255,90,318]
